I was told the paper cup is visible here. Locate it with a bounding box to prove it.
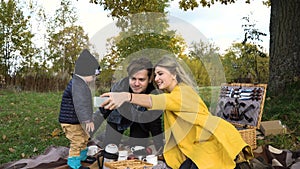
[87,145,99,156]
[145,155,158,165]
[118,150,128,161]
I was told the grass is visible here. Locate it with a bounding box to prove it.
[259,81,300,150]
[0,90,69,165]
[0,82,299,165]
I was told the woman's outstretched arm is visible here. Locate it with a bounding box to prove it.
[100,92,152,110]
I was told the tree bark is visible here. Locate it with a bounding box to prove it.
[269,0,300,95]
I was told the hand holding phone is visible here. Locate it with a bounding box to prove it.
[93,97,108,107]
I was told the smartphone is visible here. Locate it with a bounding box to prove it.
[93,97,108,107]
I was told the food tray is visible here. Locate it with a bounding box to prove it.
[104,159,153,169]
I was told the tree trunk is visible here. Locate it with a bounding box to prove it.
[269,0,300,95]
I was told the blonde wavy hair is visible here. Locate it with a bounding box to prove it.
[154,55,197,91]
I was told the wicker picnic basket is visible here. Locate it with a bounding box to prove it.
[104,159,153,169]
[215,83,267,149]
[237,127,257,149]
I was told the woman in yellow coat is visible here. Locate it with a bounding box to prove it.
[101,56,253,169]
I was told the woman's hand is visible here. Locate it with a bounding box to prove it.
[100,92,130,110]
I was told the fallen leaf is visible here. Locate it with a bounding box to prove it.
[21,153,25,158]
[51,128,61,137]
[33,147,38,152]
[35,117,41,123]
[9,148,15,153]
[2,135,6,140]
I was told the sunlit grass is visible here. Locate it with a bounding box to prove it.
[0,90,68,164]
[261,81,300,150]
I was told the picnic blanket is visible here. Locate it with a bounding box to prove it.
[0,146,68,169]
[1,144,300,169]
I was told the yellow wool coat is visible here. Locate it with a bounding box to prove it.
[150,83,253,169]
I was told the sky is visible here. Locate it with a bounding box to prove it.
[40,0,270,55]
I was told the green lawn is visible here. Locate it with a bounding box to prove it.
[0,82,299,165]
[0,90,69,165]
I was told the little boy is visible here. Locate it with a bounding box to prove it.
[59,49,100,169]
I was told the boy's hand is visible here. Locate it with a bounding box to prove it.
[85,122,95,132]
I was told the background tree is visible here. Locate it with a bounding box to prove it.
[269,0,300,95]
[89,0,169,17]
[0,0,35,77]
[99,25,188,88]
[178,0,299,95]
[0,0,96,91]
[187,41,224,86]
[89,0,267,86]
[47,0,91,77]
[221,43,269,83]
[48,25,90,76]
[25,0,51,75]
[91,0,299,96]
[241,12,268,83]
[91,0,189,89]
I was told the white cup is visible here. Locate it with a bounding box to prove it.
[118,150,128,161]
[93,97,108,107]
[131,146,145,152]
[87,145,99,156]
[137,155,144,161]
[105,144,119,154]
[144,155,158,165]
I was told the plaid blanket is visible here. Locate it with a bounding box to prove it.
[252,145,300,169]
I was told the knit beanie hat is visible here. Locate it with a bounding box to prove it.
[74,49,100,76]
